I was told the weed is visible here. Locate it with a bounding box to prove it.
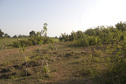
[93,57,100,63]
[18,42,28,77]
[93,49,103,57]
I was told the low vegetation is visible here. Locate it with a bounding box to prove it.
[0,22,126,84]
[59,22,126,46]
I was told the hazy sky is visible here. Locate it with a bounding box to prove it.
[0,0,126,37]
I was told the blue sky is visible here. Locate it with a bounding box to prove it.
[0,0,126,37]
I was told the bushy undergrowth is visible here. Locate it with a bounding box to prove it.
[13,36,53,47]
[1,22,126,84]
[73,43,126,84]
[58,22,126,83]
[74,36,101,47]
[102,61,126,84]
[59,22,126,47]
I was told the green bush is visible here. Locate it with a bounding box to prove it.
[28,37,37,45]
[75,38,89,47]
[13,40,32,47]
[74,36,101,47]
[98,61,126,84]
[13,41,20,47]
[13,36,52,47]
[43,37,52,44]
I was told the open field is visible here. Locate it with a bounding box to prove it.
[0,41,126,84]
[1,1,126,83]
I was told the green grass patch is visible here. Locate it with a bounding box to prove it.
[0,38,27,45]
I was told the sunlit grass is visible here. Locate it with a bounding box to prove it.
[0,38,27,45]
[0,42,126,84]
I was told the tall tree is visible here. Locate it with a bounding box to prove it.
[69,31,77,41]
[115,22,126,31]
[4,33,10,38]
[29,30,36,37]
[13,35,17,38]
[76,30,84,39]
[0,29,4,38]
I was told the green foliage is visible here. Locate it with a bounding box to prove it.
[59,30,84,42]
[13,24,53,48]
[76,30,84,39]
[13,39,31,47]
[115,21,126,31]
[13,35,17,38]
[13,36,52,47]
[99,61,126,84]
[0,29,4,38]
[43,37,52,44]
[42,66,50,73]
[85,28,96,36]
[4,33,10,38]
[93,49,103,57]
[42,23,48,37]
[69,31,77,41]
[122,43,126,58]
[59,33,69,42]
[74,37,89,47]
[74,36,101,47]
[59,22,126,47]
[29,30,36,37]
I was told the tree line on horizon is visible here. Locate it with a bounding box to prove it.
[12,23,55,47]
[0,23,48,38]
[1,21,126,43]
[0,30,58,38]
[0,29,42,38]
[59,21,126,46]
[0,29,29,38]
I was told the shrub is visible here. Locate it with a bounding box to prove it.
[13,36,53,47]
[88,36,99,45]
[98,61,126,84]
[13,40,32,47]
[75,38,89,47]
[28,37,37,45]
[43,37,52,44]
[74,36,101,47]
[13,41,20,47]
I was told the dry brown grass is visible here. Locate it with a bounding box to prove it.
[0,42,125,84]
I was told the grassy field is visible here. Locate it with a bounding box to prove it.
[0,41,126,84]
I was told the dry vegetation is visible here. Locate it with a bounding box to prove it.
[0,22,126,84]
[0,41,126,84]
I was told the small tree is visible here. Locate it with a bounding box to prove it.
[41,23,48,37]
